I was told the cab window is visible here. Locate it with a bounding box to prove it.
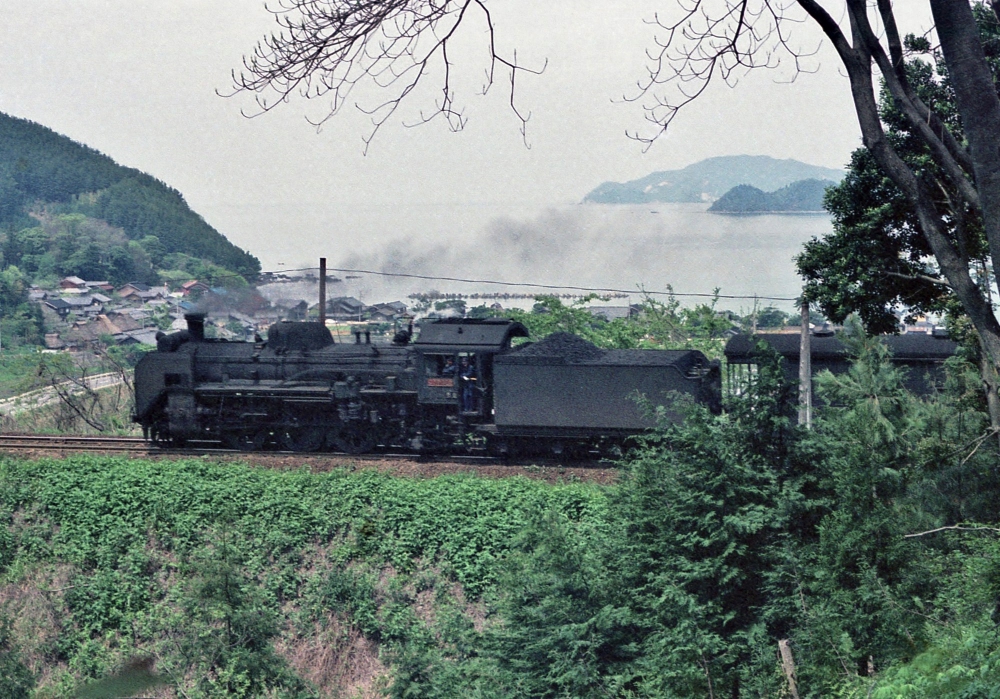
[425,354,457,377]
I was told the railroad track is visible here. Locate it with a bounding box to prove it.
[0,434,150,452]
[0,434,608,474]
[0,433,505,461]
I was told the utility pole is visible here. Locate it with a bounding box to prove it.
[798,300,812,428]
[318,257,326,327]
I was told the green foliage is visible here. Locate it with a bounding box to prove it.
[434,298,467,315]
[0,457,604,696]
[95,177,259,278]
[0,614,34,698]
[0,114,121,203]
[0,111,260,286]
[468,327,999,699]
[466,348,802,698]
[507,293,734,359]
[0,265,42,348]
[2,322,1000,697]
[797,147,945,333]
[486,508,625,698]
[862,536,1000,699]
[608,348,800,697]
[756,305,790,328]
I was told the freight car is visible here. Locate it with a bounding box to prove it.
[133,314,720,456]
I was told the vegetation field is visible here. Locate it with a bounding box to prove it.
[0,456,607,697]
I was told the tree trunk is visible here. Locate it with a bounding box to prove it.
[931,0,1000,291]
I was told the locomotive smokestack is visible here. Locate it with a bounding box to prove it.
[185,313,206,341]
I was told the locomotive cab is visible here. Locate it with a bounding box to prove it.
[413,319,528,420]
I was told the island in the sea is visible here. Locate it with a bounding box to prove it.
[708,178,835,213]
[583,155,843,205]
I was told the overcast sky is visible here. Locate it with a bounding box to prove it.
[0,1,935,286]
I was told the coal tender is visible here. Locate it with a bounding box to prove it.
[133,315,720,456]
[492,333,720,454]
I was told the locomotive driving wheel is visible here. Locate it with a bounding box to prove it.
[224,429,269,451]
[327,422,376,455]
[278,426,326,452]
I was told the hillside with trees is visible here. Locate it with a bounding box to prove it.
[0,112,260,287]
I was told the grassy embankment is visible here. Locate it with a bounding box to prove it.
[0,456,606,697]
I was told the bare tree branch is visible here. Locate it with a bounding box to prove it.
[229,0,543,151]
[620,1,819,148]
[884,270,952,288]
[905,523,1000,538]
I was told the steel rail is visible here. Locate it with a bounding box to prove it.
[0,433,606,469]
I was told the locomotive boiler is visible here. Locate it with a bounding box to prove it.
[133,314,720,456]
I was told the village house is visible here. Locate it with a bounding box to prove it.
[180,280,210,296]
[368,301,409,323]
[113,328,160,346]
[283,300,309,321]
[118,282,169,303]
[43,333,65,350]
[327,296,366,320]
[42,296,105,319]
[42,298,72,318]
[59,276,87,291]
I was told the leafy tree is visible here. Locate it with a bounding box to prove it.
[150,305,174,332]
[798,148,949,335]
[466,304,497,318]
[486,509,629,698]
[483,346,803,698]
[168,528,306,698]
[433,298,467,316]
[797,7,1000,336]
[505,293,735,360]
[505,295,612,347]
[0,615,34,699]
[755,305,790,328]
[137,235,165,266]
[793,6,1000,422]
[0,266,42,348]
[786,330,930,688]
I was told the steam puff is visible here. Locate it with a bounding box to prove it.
[334,204,829,309]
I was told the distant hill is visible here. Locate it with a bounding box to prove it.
[583,155,844,204]
[0,112,260,282]
[708,179,834,213]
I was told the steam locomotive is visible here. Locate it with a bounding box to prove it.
[133,314,721,456]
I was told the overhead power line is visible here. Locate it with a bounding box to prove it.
[308,266,799,302]
[194,265,799,303]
